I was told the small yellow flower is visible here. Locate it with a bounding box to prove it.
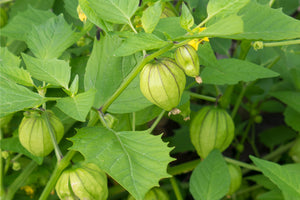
[21,186,34,198]
[188,27,209,50]
[77,5,87,22]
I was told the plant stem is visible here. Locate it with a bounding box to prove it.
[168,159,200,176]
[42,112,63,161]
[0,129,4,199]
[101,43,174,113]
[148,110,166,133]
[236,184,262,196]
[10,154,23,163]
[264,39,300,47]
[132,112,136,131]
[231,84,247,119]
[224,157,260,172]
[189,92,217,102]
[39,150,76,200]
[263,141,295,160]
[170,177,183,200]
[269,0,276,7]
[128,20,138,34]
[5,161,38,200]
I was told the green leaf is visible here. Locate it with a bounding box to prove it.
[70,127,173,199]
[169,125,195,153]
[196,15,243,38]
[270,91,300,113]
[0,67,34,87]
[1,7,55,41]
[108,74,153,113]
[227,1,300,40]
[180,3,194,30]
[56,89,96,122]
[0,137,43,165]
[258,126,297,149]
[251,156,300,200]
[114,32,169,57]
[85,35,153,113]
[26,15,79,59]
[134,105,162,126]
[141,1,162,33]
[189,149,230,200]
[0,47,21,68]
[79,0,113,33]
[284,107,300,132]
[22,54,71,88]
[154,17,186,39]
[69,75,79,96]
[0,76,44,117]
[201,58,279,85]
[207,0,249,19]
[257,188,284,200]
[88,0,139,24]
[64,0,79,18]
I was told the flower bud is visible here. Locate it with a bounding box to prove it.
[12,162,21,171]
[190,106,235,158]
[175,44,201,83]
[140,58,186,111]
[18,110,64,157]
[55,163,108,200]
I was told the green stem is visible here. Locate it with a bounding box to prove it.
[224,157,260,172]
[42,112,63,161]
[170,177,183,200]
[263,141,295,160]
[39,150,76,200]
[168,159,200,176]
[100,43,174,113]
[10,154,23,163]
[44,97,61,101]
[0,129,4,198]
[128,20,138,34]
[5,161,38,200]
[249,125,260,157]
[269,0,276,7]
[236,120,253,159]
[132,112,136,131]
[189,92,217,102]
[236,185,262,196]
[231,84,247,119]
[148,110,166,133]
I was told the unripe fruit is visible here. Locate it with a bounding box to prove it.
[190,106,235,158]
[289,137,300,163]
[55,163,108,200]
[227,164,242,196]
[128,187,169,200]
[12,162,21,171]
[140,58,186,111]
[175,44,201,83]
[18,110,64,157]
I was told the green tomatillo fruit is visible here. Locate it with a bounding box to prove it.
[18,110,64,157]
[140,58,186,111]
[55,163,108,200]
[127,187,169,200]
[227,164,242,196]
[190,106,235,158]
[175,44,201,83]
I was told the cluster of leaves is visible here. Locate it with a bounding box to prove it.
[0,0,300,200]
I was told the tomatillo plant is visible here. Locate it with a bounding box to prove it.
[0,0,300,200]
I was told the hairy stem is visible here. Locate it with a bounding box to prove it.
[189,92,217,102]
[170,177,183,200]
[42,112,63,161]
[39,150,76,200]
[231,84,247,119]
[224,157,260,172]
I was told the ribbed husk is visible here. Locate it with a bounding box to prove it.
[18,110,64,157]
[55,163,108,200]
[190,106,235,158]
[175,44,200,77]
[227,164,242,195]
[127,187,169,200]
[289,137,300,163]
[140,58,186,111]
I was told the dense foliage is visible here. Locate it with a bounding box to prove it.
[0,0,300,200]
